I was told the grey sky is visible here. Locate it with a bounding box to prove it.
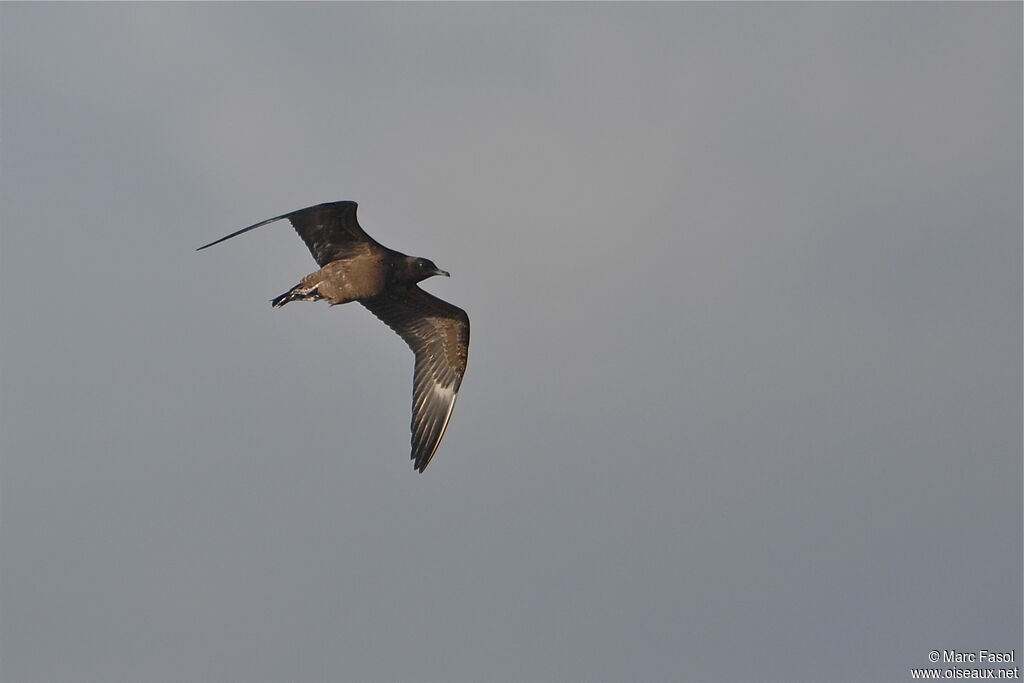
[1,3,1020,682]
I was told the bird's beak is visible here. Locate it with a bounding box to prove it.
[434,268,450,277]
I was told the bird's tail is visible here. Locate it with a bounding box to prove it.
[271,284,321,308]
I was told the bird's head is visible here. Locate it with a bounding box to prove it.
[405,256,450,283]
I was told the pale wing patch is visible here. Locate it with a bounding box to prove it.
[430,382,458,448]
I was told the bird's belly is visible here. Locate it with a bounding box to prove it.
[305,259,386,304]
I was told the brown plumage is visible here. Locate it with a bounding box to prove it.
[197,201,469,472]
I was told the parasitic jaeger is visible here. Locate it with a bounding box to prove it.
[198,201,469,472]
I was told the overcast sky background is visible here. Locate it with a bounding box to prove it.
[1,4,1020,683]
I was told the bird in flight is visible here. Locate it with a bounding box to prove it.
[197,201,469,472]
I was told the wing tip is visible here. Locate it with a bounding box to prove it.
[195,237,222,251]
[412,447,436,473]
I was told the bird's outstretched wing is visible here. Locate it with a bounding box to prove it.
[361,286,469,472]
[197,201,381,266]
